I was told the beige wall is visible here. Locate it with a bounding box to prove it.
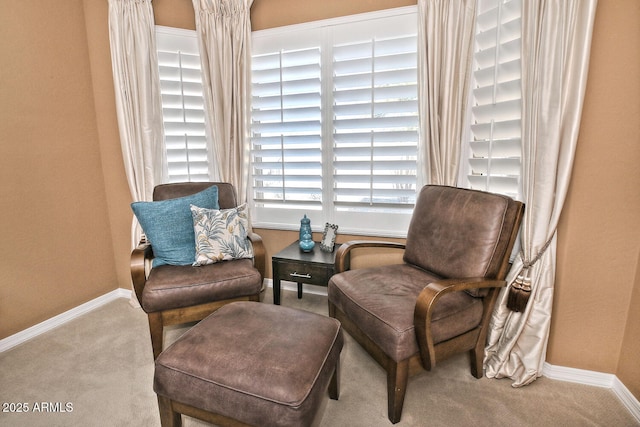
[250,0,416,30]
[0,0,118,337]
[550,0,640,378]
[619,249,640,398]
[1,0,638,400]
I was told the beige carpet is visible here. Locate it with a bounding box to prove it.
[0,287,637,427]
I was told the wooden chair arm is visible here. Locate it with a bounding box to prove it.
[413,278,507,371]
[248,232,266,281]
[131,239,153,305]
[335,240,406,273]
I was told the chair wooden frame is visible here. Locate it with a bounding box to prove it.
[329,196,524,423]
[130,182,266,359]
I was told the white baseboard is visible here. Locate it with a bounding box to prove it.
[0,288,131,353]
[1,286,638,424]
[543,362,640,423]
[543,362,615,387]
[612,376,640,423]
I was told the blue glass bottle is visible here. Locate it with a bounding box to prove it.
[299,233,315,252]
[299,215,315,252]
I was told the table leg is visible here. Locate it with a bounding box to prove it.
[273,262,281,305]
[297,282,303,299]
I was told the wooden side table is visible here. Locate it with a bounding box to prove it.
[271,240,341,305]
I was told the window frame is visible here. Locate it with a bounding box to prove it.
[250,6,420,237]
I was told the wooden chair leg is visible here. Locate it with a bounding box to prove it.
[148,312,164,359]
[387,359,409,424]
[470,344,484,379]
[329,357,340,400]
[157,395,182,427]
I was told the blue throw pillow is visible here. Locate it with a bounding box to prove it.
[131,185,219,267]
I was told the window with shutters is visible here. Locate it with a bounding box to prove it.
[156,26,212,183]
[462,0,522,200]
[251,7,419,235]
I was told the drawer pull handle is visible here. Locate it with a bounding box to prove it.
[290,272,312,279]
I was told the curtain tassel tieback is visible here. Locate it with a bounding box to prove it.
[506,235,554,312]
[507,272,531,312]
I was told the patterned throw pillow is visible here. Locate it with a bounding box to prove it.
[190,203,254,266]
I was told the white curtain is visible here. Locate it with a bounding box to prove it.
[108,0,165,214]
[108,0,165,305]
[192,0,253,203]
[418,0,476,186]
[485,0,598,386]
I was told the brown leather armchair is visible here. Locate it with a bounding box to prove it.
[328,185,524,423]
[131,182,266,359]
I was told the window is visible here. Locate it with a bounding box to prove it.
[462,0,522,199]
[251,7,419,235]
[156,26,212,183]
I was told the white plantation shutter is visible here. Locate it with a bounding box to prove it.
[466,0,522,199]
[251,8,418,234]
[332,34,419,209]
[251,45,323,210]
[156,27,211,182]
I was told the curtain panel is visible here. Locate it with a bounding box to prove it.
[418,0,476,186]
[108,0,165,213]
[192,0,253,203]
[485,0,598,386]
[108,0,165,306]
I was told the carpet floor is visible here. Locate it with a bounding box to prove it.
[0,287,637,426]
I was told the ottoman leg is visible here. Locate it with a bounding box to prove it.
[157,395,182,427]
[329,357,340,400]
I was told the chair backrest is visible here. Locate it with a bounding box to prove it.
[153,182,238,209]
[403,185,523,281]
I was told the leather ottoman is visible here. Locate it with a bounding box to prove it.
[153,301,343,427]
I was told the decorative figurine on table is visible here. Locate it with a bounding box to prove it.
[299,214,315,252]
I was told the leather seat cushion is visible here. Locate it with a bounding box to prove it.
[154,302,343,427]
[141,258,262,312]
[328,263,483,362]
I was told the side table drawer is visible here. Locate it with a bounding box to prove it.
[276,261,332,287]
